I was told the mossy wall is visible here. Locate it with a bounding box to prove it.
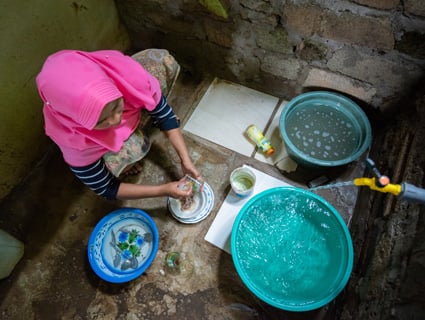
[0,0,130,200]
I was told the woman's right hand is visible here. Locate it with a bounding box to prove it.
[166,178,193,199]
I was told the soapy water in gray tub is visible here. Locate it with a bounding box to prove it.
[286,103,360,161]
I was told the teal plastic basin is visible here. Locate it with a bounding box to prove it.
[231,187,354,312]
[279,91,372,167]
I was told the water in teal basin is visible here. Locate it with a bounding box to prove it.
[233,191,349,306]
[285,102,360,161]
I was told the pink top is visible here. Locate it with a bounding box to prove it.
[36,50,161,166]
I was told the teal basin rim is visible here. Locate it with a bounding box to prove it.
[279,91,372,167]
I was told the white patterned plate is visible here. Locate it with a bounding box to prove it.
[168,182,214,224]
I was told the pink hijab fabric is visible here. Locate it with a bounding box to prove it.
[36,50,162,166]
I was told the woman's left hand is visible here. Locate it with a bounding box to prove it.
[181,160,203,183]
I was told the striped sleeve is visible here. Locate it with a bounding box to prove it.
[147,95,180,131]
[70,159,121,200]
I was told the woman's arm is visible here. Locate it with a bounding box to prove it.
[164,128,202,182]
[116,179,191,200]
[148,96,203,182]
[71,159,192,200]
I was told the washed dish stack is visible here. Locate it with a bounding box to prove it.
[168,176,214,224]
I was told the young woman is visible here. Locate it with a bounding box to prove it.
[36,49,202,200]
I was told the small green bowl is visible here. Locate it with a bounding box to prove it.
[279,91,371,167]
[231,187,353,312]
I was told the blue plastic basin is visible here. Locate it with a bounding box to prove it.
[88,208,159,283]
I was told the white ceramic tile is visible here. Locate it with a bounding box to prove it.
[184,78,279,157]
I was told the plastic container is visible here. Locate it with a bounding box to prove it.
[279,91,371,168]
[165,251,194,277]
[231,187,353,312]
[245,125,274,156]
[230,167,256,197]
[0,229,24,279]
[183,174,204,193]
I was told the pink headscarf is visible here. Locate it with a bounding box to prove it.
[36,50,161,166]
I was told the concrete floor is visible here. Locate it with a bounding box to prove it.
[0,71,366,319]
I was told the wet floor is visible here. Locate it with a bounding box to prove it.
[0,71,366,319]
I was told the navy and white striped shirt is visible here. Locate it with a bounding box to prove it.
[70,159,120,199]
[70,96,179,200]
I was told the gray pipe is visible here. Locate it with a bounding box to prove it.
[400,183,425,204]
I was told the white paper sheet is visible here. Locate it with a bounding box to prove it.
[204,165,292,254]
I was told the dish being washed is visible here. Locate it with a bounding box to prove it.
[168,182,214,224]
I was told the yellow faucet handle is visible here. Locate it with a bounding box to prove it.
[354,178,402,196]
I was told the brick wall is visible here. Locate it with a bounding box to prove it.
[117,0,425,113]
